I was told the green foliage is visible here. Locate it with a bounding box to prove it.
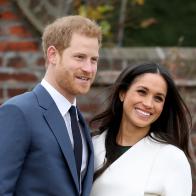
[74,0,196,46]
[75,0,147,46]
[78,4,113,38]
[125,0,196,46]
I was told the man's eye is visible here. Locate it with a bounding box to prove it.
[91,58,98,63]
[76,56,83,59]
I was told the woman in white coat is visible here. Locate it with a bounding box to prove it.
[90,63,192,196]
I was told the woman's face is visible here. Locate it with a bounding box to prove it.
[119,73,167,132]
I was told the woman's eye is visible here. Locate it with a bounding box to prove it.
[137,90,146,95]
[154,96,164,102]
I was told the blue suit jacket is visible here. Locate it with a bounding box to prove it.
[0,84,94,196]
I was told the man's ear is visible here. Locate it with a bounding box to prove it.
[47,46,58,65]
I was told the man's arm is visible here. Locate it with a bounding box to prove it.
[0,104,30,195]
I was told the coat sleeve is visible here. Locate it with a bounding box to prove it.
[153,145,192,196]
[0,104,30,195]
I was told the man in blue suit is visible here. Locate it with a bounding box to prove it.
[0,15,102,196]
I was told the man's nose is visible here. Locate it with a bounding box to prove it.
[82,60,93,73]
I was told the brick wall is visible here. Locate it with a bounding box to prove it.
[0,0,44,103]
[1,0,196,194]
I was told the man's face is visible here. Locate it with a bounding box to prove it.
[47,33,100,102]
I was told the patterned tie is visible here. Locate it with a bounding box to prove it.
[69,106,83,182]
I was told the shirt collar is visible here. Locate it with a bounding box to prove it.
[41,79,76,116]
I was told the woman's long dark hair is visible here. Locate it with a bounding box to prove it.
[90,63,192,181]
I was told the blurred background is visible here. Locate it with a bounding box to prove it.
[0,0,196,194]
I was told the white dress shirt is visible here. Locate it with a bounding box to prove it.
[41,79,88,178]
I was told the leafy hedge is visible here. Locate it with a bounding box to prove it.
[123,0,196,46]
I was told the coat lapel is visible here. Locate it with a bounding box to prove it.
[92,132,163,196]
[33,84,79,191]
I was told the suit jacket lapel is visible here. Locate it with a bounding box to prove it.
[33,84,79,191]
[77,108,94,195]
[77,108,93,153]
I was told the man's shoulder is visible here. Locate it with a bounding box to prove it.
[3,90,35,109]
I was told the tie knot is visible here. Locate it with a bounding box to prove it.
[69,106,77,117]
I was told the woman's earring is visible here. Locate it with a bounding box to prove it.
[119,91,125,102]
[119,95,124,102]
